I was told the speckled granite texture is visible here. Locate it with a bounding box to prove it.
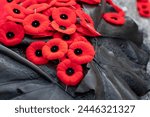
[113,0,150,99]
[113,0,150,73]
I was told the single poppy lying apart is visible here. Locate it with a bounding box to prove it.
[0,21,24,46]
[57,59,83,86]
[42,38,68,60]
[137,1,150,17]
[68,41,95,64]
[26,41,49,65]
[103,0,126,25]
[103,12,125,25]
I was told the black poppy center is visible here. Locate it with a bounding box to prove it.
[13,9,21,14]
[111,17,118,20]
[7,0,13,3]
[49,16,53,21]
[6,32,15,39]
[60,14,68,20]
[35,50,42,57]
[62,34,70,41]
[59,26,66,30]
[66,68,75,76]
[74,48,82,55]
[32,20,40,27]
[51,45,59,52]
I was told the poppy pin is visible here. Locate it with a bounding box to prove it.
[26,41,49,65]
[23,13,49,34]
[42,38,68,60]
[137,2,150,17]
[0,21,24,46]
[68,41,95,64]
[5,3,26,19]
[52,7,76,26]
[103,13,125,25]
[57,59,83,86]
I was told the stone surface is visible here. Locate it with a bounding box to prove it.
[113,0,150,75]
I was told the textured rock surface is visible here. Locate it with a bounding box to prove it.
[113,0,150,99]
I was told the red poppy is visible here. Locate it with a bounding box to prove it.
[52,7,76,26]
[106,0,125,16]
[77,0,101,5]
[26,41,49,65]
[51,21,76,34]
[43,8,55,22]
[42,38,68,60]
[26,3,49,14]
[57,59,83,86]
[23,13,49,34]
[0,21,24,46]
[137,2,150,17]
[103,12,125,25]
[53,0,76,7]
[54,32,80,45]
[68,41,95,64]
[5,3,26,19]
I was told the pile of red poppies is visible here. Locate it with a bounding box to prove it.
[0,0,102,86]
[0,0,143,86]
[137,0,150,17]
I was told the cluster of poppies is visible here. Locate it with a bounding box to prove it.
[0,0,101,86]
[1,0,147,86]
[137,0,150,17]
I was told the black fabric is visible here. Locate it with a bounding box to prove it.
[0,1,150,100]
